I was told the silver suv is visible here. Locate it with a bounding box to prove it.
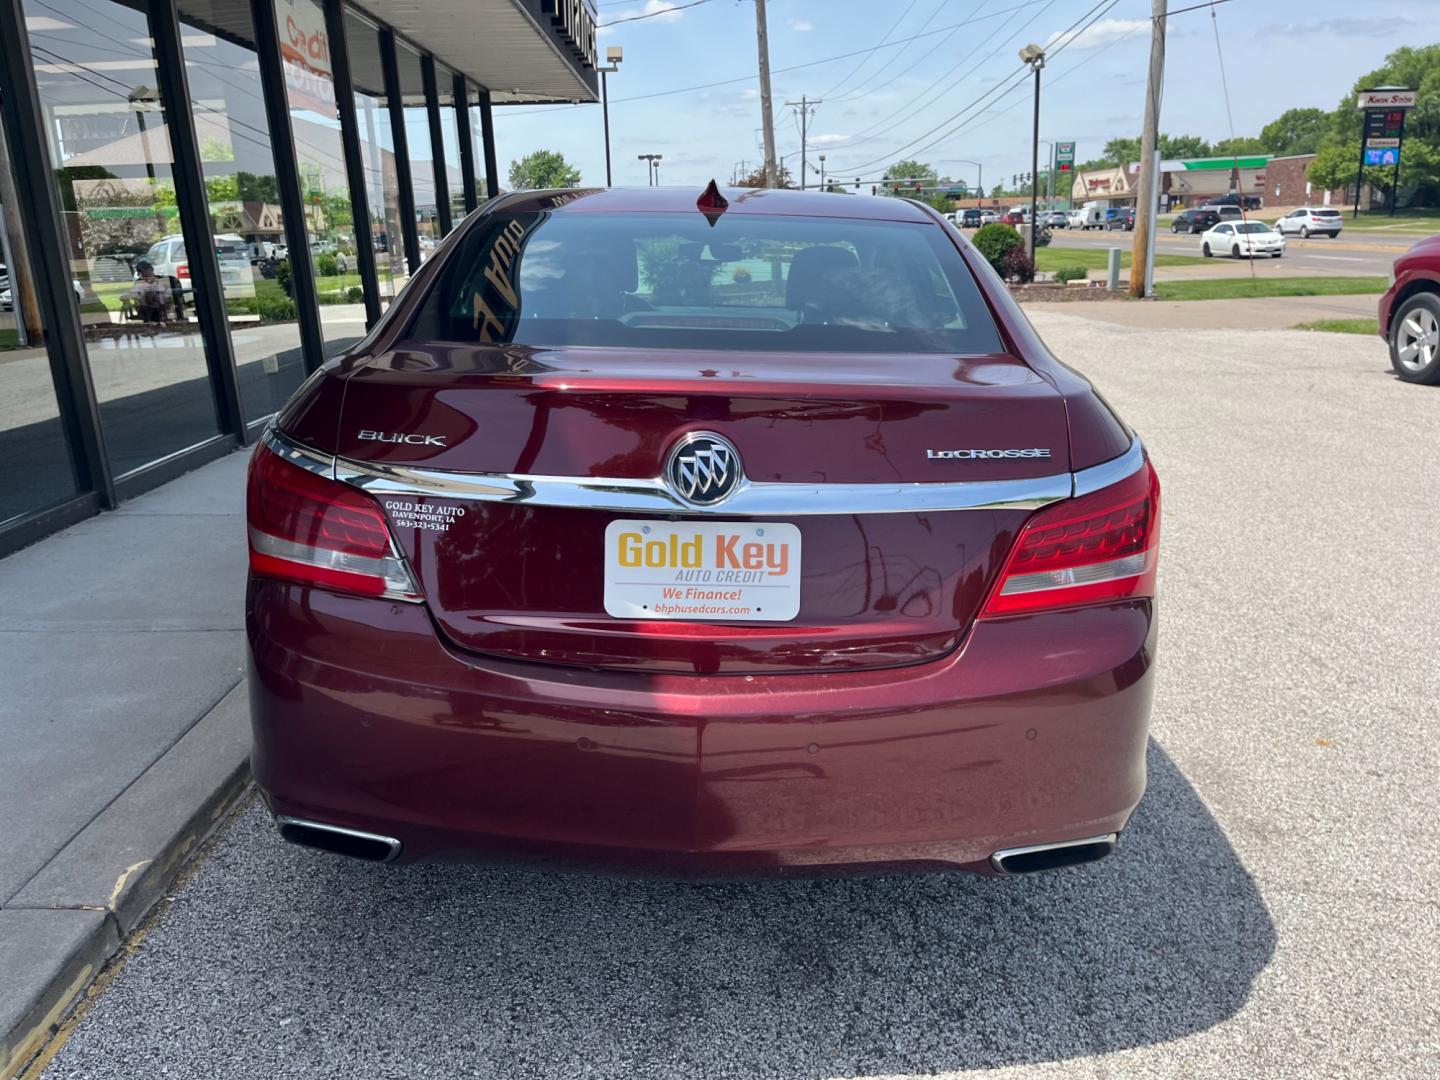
[1273,207,1344,238]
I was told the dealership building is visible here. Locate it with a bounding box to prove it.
[0,0,598,555]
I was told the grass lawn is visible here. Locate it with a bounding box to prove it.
[1152,276,1388,301]
[1339,209,1440,234]
[1035,247,1208,273]
[1292,318,1379,335]
[0,329,17,349]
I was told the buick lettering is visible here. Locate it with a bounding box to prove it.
[247,185,1161,876]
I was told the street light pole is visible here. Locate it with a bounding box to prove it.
[1019,45,1046,262]
[599,46,623,187]
[638,153,658,185]
[819,153,826,191]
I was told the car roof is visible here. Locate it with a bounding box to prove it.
[493,186,937,223]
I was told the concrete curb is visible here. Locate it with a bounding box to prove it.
[0,684,252,1079]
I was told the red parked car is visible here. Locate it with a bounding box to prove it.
[247,186,1161,876]
[1379,235,1440,384]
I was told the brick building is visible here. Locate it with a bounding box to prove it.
[1264,154,1371,210]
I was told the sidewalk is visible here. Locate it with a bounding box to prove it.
[0,450,252,1079]
[1023,292,1382,331]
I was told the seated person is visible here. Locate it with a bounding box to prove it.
[129,260,168,322]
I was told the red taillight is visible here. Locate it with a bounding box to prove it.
[980,456,1160,618]
[176,263,190,280]
[246,440,419,600]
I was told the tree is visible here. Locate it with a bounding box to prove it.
[1260,108,1333,156]
[1328,44,1440,206]
[1211,136,1266,158]
[735,163,795,188]
[882,158,938,195]
[508,149,581,190]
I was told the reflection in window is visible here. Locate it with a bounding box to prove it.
[274,0,365,356]
[1,112,83,526]
[434,64,465,230]
[344,7,405,310]
[396,43,437,260]
[24,0,223,478]
[177,0,305,425]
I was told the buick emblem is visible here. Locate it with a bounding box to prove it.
[664,432,743,506]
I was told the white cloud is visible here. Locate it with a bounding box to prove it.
[1045,17,1147,51]
[809,133,850,146]
[788,18,814,31]
[598,0,685,36]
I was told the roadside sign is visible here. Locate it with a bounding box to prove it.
[1356,89,1417,110]
[1054,141,1075,209]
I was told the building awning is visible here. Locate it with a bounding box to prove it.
[355,0,599,104]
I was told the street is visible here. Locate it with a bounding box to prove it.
[1046,225,1402,278]
[36,309,1440,1080]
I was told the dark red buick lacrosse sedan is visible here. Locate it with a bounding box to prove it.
[246,185,1160,877]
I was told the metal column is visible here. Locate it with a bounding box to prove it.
[323,0,381,327]
[421,55,452,236]
[454,73,478,214]
[478,88,500,199]
[149,0,245,440]
[251,0,327,372]
[380,30,421,275]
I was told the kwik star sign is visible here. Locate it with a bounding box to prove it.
[1356,88,1417,169]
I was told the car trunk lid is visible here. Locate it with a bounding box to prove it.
[327,344,1070,674]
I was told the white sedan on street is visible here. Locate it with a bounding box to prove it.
[1200,221,1285,259]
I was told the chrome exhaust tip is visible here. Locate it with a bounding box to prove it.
[989,833,1117,875]
[276,816,402,862]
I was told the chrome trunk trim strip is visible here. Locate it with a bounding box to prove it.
[264,427,1145,518]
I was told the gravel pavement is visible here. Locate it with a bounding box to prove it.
[39,313,1440,1079]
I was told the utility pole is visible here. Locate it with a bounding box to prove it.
[1130,0,1167,299]
[1019,44,1045,263]
[754,0,779,187]
[785,95,821,190]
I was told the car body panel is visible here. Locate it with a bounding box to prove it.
[1378,235,1440,338]
[248,187,1155,874]
[249,581,1154,873]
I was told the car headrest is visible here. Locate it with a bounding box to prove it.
[785,245,860,312]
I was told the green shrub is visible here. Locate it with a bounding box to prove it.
[274,258,293,298]
[1053,265,1088,284]
[972,223,1023,272]
[732,266,752,284]
[346,286,364,302]
[315,253,339,277]
[256,292,297,321]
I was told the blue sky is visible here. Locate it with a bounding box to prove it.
[490,0,1432,190]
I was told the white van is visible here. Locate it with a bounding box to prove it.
[1067,203,1105,230]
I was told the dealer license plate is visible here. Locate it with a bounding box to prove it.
[603,520,801,622]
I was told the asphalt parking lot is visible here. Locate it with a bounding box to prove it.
[38,311,1440,1079]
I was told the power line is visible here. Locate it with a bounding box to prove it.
[598,0,714,27]
[491,0,1056,118]
[828,0,1120,175]
[826,0,1058,156]
[818,0,923,100]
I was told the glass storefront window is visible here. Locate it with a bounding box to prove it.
[24,0,223,478]
[273,0,365,356]
[344,7,404,310]
[177,0,306,426]
[396,43,437,261]
[434,64,464,229]
[0,107,82,526]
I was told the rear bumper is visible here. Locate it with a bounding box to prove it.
[247,581,1156,875]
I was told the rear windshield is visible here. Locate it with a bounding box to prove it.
[408,210,1003,354]
[1235,223,1271,233]
[1313,210,1342,217]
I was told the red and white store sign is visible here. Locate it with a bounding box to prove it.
[276,0,335,115]
[1355,89,1416,110]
